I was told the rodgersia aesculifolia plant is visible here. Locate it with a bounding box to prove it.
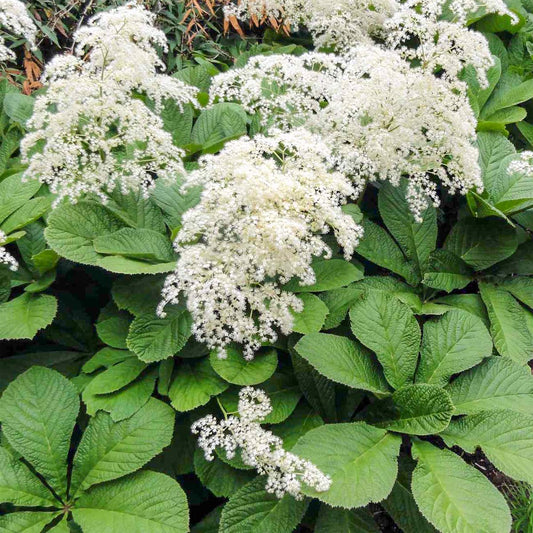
[2,0,533,532]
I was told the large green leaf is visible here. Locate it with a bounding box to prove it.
[292,423,401,508]
[0,173,41,225]
[82,358,147,396]
[365,384,454,435]
[45,202,124,266]
[479,281,533,364]
[191,103,247,149]
[0,447,57,507]
[0,511,57,533]
[350,292,421,389]
[294,333,390,394]
[314,506,379,533]
[0,367,79,499]
[70,398,174,494]
[415,310,492,387]
[127,307,192,362]
[73,471,189,533]
[378,181,437,279]
[411,441,511,533]
[209,347,277,386]
[0,293,57,340]
[444,218,517,271]
[445,356,533,415]
[169,358,228,412]
[219,477,308,533]
[441,410,533,484]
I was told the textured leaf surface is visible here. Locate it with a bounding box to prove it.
[292,423,401,508]
[210,348,277,386]
[294,333,390,394]
[350,292,420,389]
[416,310,492,386]
[314,506,379,533]
[422,250,473,293]
[366,384,454,435]
[0,367,79,498]
[445,357,533,415]
[73,471,189,533]
[0,511,56,533]
[71,398,174,494]
[411,441,511,533]
[0,293,57,340]
[291,294,329,334]
[219,477,308,533]
[82,358,147,396]
[127,307,192,362]
[441,410,533,484]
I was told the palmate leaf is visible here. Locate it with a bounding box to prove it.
[441,409,533,484]
[350,291,421,390]
[411,440,511,533]
[445,356,533,415]
[415,309,493,387]
[219,477,308,533]
[294,333,391,395]
[365,384,454,435]
[292,423,401,509]
[73,471,189,533]
[0,367,79,499]
[0,447,57,507]
[70,398,175,495]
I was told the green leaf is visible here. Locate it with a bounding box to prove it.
[415,310,492,387]
[365,384,454,435]
[96,255,176,274]
[169,358,228,412]
[315,506,379,533]
[152,179,201,230]
[446,356,533,415]
[82,348,134,374]
[292,423,401,508]
[294,333,390,394]
[350,292,421,389]
[319,285,363,330]
[0,173,41,226]
[194,450,255,498]
[162,102,194,147]
[482,78,533,118]
[0,293,57,340]
[411,440,512,533]
[0,511,57,533]
[498,276,533,308]
[93,228,175,262]
[3,93,34,125]
[0,447,57,507]
[284,259,363,293]
[112,275,165,316]
[355,219,418,286]
[1,197,51,235]
[191,507,222,533]
[378,180,437,279]
[209,347,277,386]
[82,358,147,396]
[0,367,79,499]
[219,477,308,533]
[422,250,473,293]
[291,294,329,334]
[71,398,175,494]
[479,281,533,364]
[444,218,517,271]
[191,103,247,149]
[492,240,533,275]
[477,132,515,193]
[127,307,192,362]
[73,471,189,533]
[441,409,533,484]
[271,403,324,451]
[45,202,124,266]
[96,303,131,349]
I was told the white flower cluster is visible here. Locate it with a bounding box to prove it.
[21,2,197,204]
[158,129,363,358]
[507,151,533,176]
[0,231,18,271]
[192,387,331,499]
[0,0,37,62]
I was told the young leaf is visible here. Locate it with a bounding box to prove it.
[441,410,533,484]
[219,476,308,533]
[0,293,57,340]
[411,440,511,533]
[415,310,492,387]
[0,367,79,499]
[445,356,533,415]
[209,347,278,386]
[71,398,174,494]
[350,292,421,389]
[291,293,329,334]
[294,333,391,394]
[292,423,401,509]
[365,384,454,435]
[127,307,192,362]
[73,471,189,533]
